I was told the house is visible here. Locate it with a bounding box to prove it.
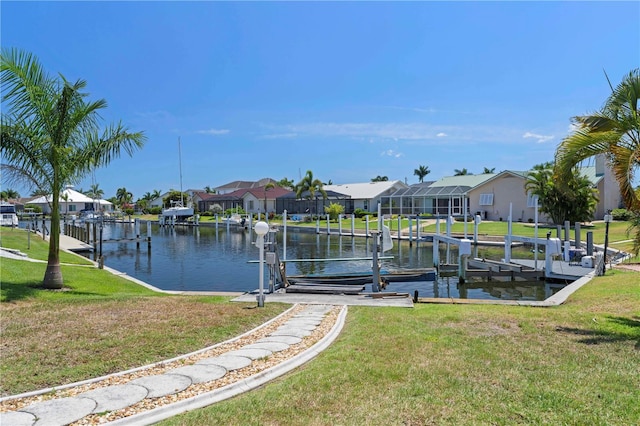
[381,154,622,222]
[382,176,497,216]
[27,186,114,215]
[214,178,278,195]
[275,189,353,215]
[196,185,293,215]
[323,181,409,213]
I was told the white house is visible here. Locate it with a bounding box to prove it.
[324,181,408,213]
[28,186,114,215]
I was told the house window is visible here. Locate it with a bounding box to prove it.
[248,200,254,210]
[69,205,77,212]
[527,193,539,208]
[479,193,494,206]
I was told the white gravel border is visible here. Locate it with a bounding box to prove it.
[106,305,348,426]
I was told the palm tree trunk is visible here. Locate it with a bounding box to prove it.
[43,181,63,289]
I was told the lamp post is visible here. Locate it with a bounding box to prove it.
[254,221,269,307]
[603,211,612,273]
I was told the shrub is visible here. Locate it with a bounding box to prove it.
[611,208,632,221]
[149,207,162,215]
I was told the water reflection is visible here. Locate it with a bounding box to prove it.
[87,223,562,300]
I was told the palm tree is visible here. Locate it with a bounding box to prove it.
[454,168,471,176]
[277,177,295,190]
[555,68,640,211]
[85,183,104,200]
[295,170,327,215]
[0,189,20,200]
[371,175,389,182]
[0,48,146,289]
[483,167,496,174]
[204,185,215,194]
[413,165,430,183]
[116,187,134,207]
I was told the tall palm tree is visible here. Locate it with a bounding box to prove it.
[413,165,430,183]
[555,68,640,211]
[483,167,496,174]
[86,183,104,200]
[0,189,20,200]
[454,168,471,176]
[0,48,146,289]
[116,187,134,206]
[295,170,327,215]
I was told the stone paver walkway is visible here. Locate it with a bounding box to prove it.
[0,304,345,426]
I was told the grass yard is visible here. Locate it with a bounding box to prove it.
[0,226,93,265]
[162,271,639,425]
[0,257,288,396]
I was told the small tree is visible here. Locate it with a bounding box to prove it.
[414,165,430,183]
[325,202,344,222]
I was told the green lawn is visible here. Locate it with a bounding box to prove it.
[0,227,93,265]
[162,271,640,426]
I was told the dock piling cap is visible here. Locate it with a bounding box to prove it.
[459,239,472,255]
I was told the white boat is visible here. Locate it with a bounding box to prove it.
[221,213,247,225]
[162,202,194,218]
[0,202,19,227]
[161,138,194,220]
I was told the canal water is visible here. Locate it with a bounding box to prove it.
[85,222,563,301]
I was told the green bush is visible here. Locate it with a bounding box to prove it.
[611,208,631,221]
[149,207,162,215]
[354,208,368,218]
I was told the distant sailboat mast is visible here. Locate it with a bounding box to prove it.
[178,137,184,207]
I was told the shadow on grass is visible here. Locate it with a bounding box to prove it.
[0,280,43,302]
[556,316,640,350]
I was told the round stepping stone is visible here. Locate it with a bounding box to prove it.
[271,328,312,338]
[79,384,148,413]
[20,397,96,425]
[258,335,302,345]
[224,348,273,360]
[0,410,36,426]
[243,341,290,352]
[196,354,252,370]
[167,364,227,384]
[281,322,317,331]
[129,373,192,398]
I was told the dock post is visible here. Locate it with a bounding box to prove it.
[215,214,218,230]
[564,221,570,242]
[365,215,370,237]
[586,231,593,256]
[416,216,421,242]
[338,215,342,235]
[556,225,562,239]
[397,215,402,241]
[351,214,355,236]
[135,219,140,249]
[283,210,287,261]
[408,217,413,246]
[147,221,152,250]
[433,217,440,267]
[371,231,380,292]
[575,222,581,249]
[85,223,90,243]
[326,214,330,235]
[316,216,320,234]
[474,214,480,244]
[93,223,97,261]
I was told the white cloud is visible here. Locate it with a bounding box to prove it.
[436,132,447,137]
[381,149,403,158]
[196,128,230,135]
[523,132,554,144]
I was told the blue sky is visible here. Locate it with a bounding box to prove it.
[2,1,639,200]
